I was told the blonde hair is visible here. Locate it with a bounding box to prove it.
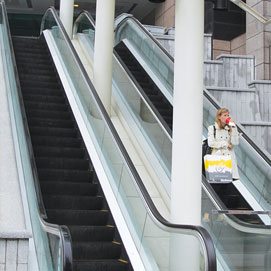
[216,108,232,132]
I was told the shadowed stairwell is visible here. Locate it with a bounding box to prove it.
[12,35,133,271]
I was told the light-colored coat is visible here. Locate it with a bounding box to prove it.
[207,122,240,179]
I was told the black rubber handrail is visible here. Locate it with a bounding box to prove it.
[0,1,73,270]
[72,10,217,270]
[114,13,174,63]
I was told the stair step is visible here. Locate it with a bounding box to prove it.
[26,109,71,120]
[72,241,121,260]
[24,101,68,112]
[43,195,104,210]
[17,62,54,72]
[38,169,95,183]
[19,73,59,83]
[23,94,66,105]
[14,46,48,54]
[28,117,75,129]
[15,54,52,65]
[31,135,81,148]
[30,126,78,138]
[68,225,115,242]
[73,260,129,271]
[12,38,46,50]
[46,209,109,225]
[34,146,84,158]
[40,181,98,196]
[20,80,60,89]
[23,87,65,97]
[36,157,90,170]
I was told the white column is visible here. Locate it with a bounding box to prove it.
[93,0,115,115]
[171,0,204,225]
[170,0,204,269]
[59,0,74,39]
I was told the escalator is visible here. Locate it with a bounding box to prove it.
[12,35,132,271]
[113,38,263,225]
[115,41,173,132]
[0,5,218,270]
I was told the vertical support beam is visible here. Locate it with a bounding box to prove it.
[170,1,204,269]
[93,0,115,116]
[59,0,74,39]
[171,0,204,226]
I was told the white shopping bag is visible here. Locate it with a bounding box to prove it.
[204,155,232,183]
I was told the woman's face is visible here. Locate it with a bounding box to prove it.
[218,112,229,126]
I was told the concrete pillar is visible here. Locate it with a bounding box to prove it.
[93,0,115,115]
[246,0,271,80]
[170,0,204,267]
[171,0,204,226]
[59,0,74,39]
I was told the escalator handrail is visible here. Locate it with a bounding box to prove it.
[114,13,271,168]
[72,10,95,39]
[45,8,217,271]
[0,1,73,270]
[73,11,271,235]
[114,13,174,63]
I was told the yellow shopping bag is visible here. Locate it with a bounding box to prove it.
[204,155,232,183]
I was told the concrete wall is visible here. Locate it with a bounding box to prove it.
[0,33,31,270]
[0,233,30,271]
[246,0,271,80]
[154,0,175,28]
[213,34,246,60]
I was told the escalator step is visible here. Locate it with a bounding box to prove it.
[40,181,98,196]
[24,101,68,112]
[33,146,84,158]
[46,209,109,225]
[68,225,115,242]
[72,241,121,260]
[31,135,81,147]
[17,63,53,72]
[23,94,66,104]
[30,127,78,138]
[26,109,71,120]
[20,80,60,89]
[73,260,129,271]
[43,195,104,210]
[23,87,65,97]
[35,157,90,170]
[18,73,59,83]
[38,169,95,183]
